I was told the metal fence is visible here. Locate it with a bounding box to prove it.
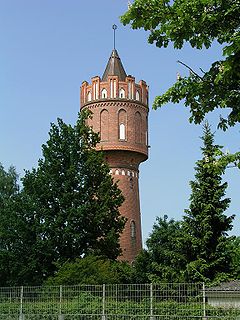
[0,283,239,319]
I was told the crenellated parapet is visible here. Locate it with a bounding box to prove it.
[80,75,148,108]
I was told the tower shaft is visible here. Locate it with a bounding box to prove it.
[80,50,148,262]
[106,150,143,262]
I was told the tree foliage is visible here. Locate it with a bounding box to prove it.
[133,123,237,284]
[131,249,152,284]
[133,215,186,283]
[0,166,37,286]
[23,111,125,263]
[121,0,240,130]
[0,112,125,285]
[228,236,240,279]
[46,255,133,285]
[0,164,19,202]
[0,164,20,285]
[146,215,186,282]
[182,122,234,283]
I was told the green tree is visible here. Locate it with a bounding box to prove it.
[22,111,125,278]
[46,255,133,285]
[183,122,234,283]
[0,112,125,285]
[133,215,186,283]
[0,165,35,286]
[228,236,240,279]
[121,0,240,130]
[0,164,20,285]
[0,164,19,203]
[131,249,152,283]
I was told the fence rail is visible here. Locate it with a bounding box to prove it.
[0,283,239,319]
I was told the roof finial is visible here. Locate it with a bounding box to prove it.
[112,24,117,50]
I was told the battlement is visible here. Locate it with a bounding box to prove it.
[80,75,148,108]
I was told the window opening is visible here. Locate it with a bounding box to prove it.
[87,91,92,102]
[136,90,140,101]
[119,88,125,99]
[130,220,136,239]
[119,123,126,140]
[101,88,107,99]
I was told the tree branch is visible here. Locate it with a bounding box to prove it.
[177,60,203,80]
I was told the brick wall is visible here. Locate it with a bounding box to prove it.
[80,75,149,262]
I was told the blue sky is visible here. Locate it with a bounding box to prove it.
[1,0,239,243]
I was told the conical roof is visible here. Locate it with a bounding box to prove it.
[102,49,127,81]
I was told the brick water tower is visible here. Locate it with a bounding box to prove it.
[80,40,149,262]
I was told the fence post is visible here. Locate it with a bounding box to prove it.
[203,282,206,320]
[19,286,24,320]
[58,285,64,320]
[102,284,106,320]
[150,283,155,320]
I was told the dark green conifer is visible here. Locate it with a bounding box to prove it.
[183,122,234,282]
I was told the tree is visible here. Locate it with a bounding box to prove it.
[0,164,20,285]
[0,112,125,285]
[46,255,133,285]
[0,163,19,205]
[182,122,234,283]
[228,236,240,279]
[131,249,152,283]
[0,165,36,286]
[133,123,237,284]
[133,215,186,283]
[23,111,125,269]
[121,0,240,130]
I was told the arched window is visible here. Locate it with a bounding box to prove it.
[100,109,109,141]
[119,88,125,99]
[136,90,140,101]
[101,88,107,99]
[87,91,92,102]
[135,111,142,144]
[130,220,136,239]
[118,109,127,141]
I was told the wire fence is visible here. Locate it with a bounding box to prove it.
[0,283,239,319]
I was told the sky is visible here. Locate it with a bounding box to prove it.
[0,0,239,244]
